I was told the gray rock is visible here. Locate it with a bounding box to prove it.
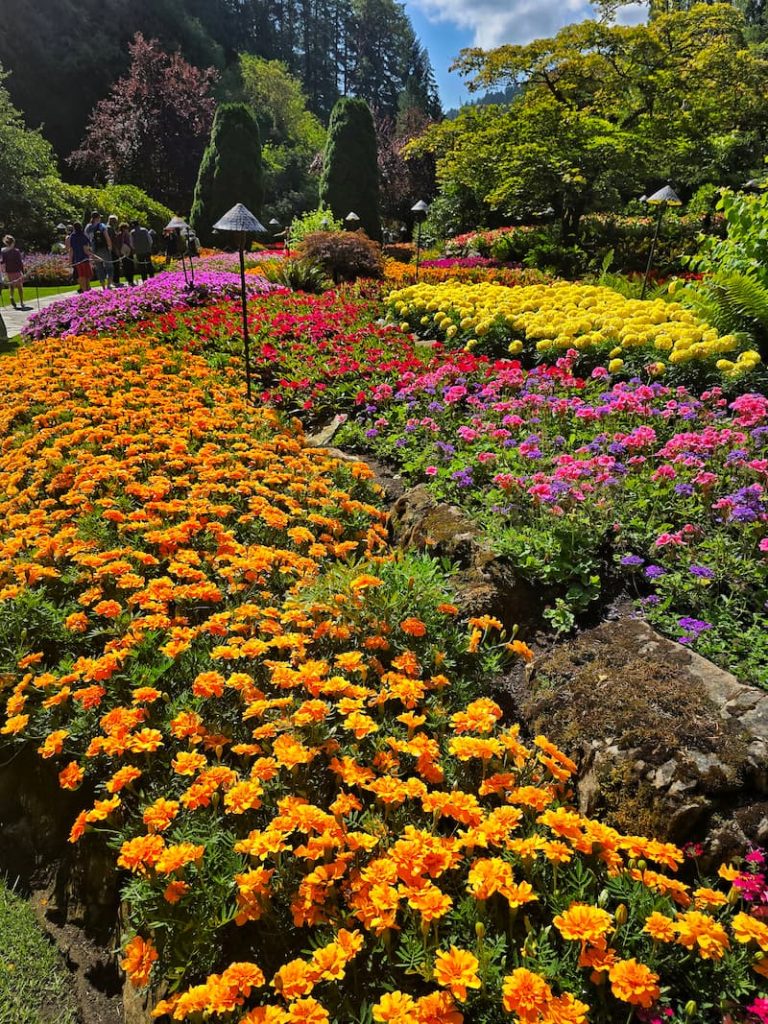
[524,617,768,862]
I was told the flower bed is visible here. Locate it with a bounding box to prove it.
[339,354,768,683]
[389,281,764,385]
[384,259,545,289]
[21,270,280,340]
[1,329,767,1022]
[17,252,73,286]
[149,290,426,421]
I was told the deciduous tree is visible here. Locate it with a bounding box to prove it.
[69,34,218,211]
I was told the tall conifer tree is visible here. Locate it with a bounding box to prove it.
[320,96,380,240]
[191,103,264,244]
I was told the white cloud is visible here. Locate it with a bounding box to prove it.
[410,0,647,50]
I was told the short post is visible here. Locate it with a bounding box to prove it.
[411,200,429,282]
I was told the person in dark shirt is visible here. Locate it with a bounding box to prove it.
[0,235,26,309]
[66,224,93,293]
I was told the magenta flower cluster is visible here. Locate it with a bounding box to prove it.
[21,271,279,340]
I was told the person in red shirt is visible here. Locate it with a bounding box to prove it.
[0,235,26,309]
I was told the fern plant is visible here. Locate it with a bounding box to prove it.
[675,271,768,360]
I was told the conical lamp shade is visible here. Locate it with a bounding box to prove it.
[212,204,267,234]
[647,186,682,206]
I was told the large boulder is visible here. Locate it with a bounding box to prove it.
[389,485,542,627]
[523,617,768,866]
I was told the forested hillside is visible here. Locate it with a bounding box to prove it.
[0,0,439,158]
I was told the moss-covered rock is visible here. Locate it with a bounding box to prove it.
[524,617,768,864]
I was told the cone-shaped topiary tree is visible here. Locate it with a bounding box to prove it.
[320,97,381,241]
[191,103,264,246]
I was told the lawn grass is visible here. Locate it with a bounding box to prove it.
[0,285,77,305]
[0,881,79,1024]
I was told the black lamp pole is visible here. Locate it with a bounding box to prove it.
[640,186,682,300]
[212,204,267,404]
[411,200,429,282]
[238,230,252,401]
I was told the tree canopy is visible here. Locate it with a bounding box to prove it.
[229,55,325,220]
[320,97,380,239]
[412,2,768,236]
[69,34,218,212]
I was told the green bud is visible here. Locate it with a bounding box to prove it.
[684,1001,697,1017]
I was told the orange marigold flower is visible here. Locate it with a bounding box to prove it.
[58,760,84,790]
[65,611,89,633]
[93,599,122,618]
[400,617,427,637]
[106,765,143,793]
[607,959,660,1008]
[732,911,768,951]
[415,991,463,1024]
[142,797,180,833]
[675,910,730,959]
[273,959,315,1001]
[694,887,727,909]
[121,935,158,988]
[163,880,189,904]
[433,947,481,1001]
[501,968,552,1021]
[118,834,166,873]
[285,996,329,1024]
[154,842,204,875]
[643,912,676,943]
[372,991,418,1024]
[192,670,226,698]
[553,903,612,945]
[35,727,66,760]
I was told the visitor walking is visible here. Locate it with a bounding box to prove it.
[66,223,93,293]
[130,222,154,281]
[85,211,113,289]
[0,235,27,309]
[117,222,135,285]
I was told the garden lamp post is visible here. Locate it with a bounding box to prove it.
[268,218,281,249]
[212,203,267,403]
[165,216,194,285]
[641,185,682,299]
[411,200,429,281]
[345,211,360,231]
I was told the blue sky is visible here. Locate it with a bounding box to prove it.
[405,1,648,110]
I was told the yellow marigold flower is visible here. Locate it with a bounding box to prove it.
[732,911,768,951]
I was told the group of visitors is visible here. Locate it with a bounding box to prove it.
[66,212,156,293]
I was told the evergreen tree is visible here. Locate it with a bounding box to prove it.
[320,96,380,240]
[190,103,265,244]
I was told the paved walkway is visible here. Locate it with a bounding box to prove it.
[0,293,74,339]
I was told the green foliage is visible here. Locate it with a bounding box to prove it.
[229,55,325,221]
[275,258,332,293]
[688,187,768,282]
[0,70,60,241]
[289,207,344,245]
[0,882,80,1024]
[49,181,173,233]
[191,103,265,246]
[299,230,384,282]
[676,270,768,359]
[414,3,768,236]
[320,98,381,241]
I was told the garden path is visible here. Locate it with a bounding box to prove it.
[0,293,72,339]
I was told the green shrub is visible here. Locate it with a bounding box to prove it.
[298,230,384,282]
[288,206,343,245]
[277,257,331,293]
